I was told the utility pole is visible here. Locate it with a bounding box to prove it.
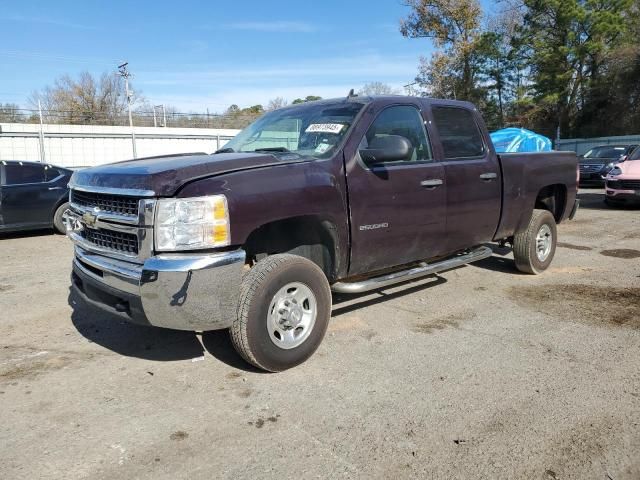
[403,82,418,97]
[37,99,46,163]
[153,105,165,127]
[118,62,137,158]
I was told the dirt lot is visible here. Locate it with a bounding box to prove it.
[1,188,639,480]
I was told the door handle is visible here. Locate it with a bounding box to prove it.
[420,179,443,188]
[479,173,497,181]
[48,186,63,190]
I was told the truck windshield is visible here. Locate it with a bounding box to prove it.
[220,101,365,159]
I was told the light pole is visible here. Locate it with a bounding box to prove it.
[118,62,137,158]
[404,81,419,97]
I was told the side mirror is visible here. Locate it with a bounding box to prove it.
[359,135,412,164]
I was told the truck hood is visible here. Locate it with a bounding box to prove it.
[69,152,304,196]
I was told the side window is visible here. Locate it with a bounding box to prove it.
[4,164,45,185]
[362,105,432,163]
[246,118,300,151]
[44,166,63,182]
[432,107,485,159]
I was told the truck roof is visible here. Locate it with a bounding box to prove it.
[284,95,477,111]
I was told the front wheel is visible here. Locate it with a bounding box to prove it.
[230,254,332,372]
[513,209,557,274]
[53,202,71,234]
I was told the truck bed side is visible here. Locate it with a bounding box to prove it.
[494,151,578,240]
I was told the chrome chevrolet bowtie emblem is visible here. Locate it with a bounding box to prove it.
[82,211,98,228]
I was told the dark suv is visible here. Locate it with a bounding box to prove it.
[578,145,638,186]
[0,160,72,234]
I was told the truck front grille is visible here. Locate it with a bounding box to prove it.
[81,228,139,254]
[72,190,140,217]
[579,163,604,172]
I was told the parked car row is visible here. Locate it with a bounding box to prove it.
[0,160,72,234]
[578,144,638,186]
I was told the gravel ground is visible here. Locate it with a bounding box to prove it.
[0,188,639,480]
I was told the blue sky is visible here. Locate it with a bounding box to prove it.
[0,0,498,113]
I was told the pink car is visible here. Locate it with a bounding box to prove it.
[605,147,640,206]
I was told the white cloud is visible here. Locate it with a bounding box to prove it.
[223,21,317,33]
[1,14,98,30]
[136,53,418,110]
[137,54,418,87]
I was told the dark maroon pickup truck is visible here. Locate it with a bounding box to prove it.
[66,96,579,371]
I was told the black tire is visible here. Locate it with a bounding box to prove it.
[230,254,332,372]
[513,209,557,275]
[53,202,70,234]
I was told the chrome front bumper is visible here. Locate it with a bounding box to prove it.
[71,246,246,331]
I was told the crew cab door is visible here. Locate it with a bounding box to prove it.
[429,104,501,252]
[345,103,447,276]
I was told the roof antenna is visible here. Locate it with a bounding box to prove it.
[347,88,357,99]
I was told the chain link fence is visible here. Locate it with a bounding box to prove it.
[0,108,260,129]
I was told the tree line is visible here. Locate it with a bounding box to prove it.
[0,80,397,129]
[401,0,640,138]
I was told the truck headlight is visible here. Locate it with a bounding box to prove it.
[155,195,230,251]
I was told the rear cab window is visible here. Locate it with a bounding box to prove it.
[432,106,485,160]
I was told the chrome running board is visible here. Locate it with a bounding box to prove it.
[331,246,493,294]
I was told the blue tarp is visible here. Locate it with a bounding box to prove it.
[490,128,552,153]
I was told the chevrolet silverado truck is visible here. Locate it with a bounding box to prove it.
[66,96,579,371]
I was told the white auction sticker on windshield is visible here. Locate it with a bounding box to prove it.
[305,123,345,134]
[315,143,332,154]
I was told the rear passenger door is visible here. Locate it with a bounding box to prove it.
[346,103,447,275]
[429,105,501,252]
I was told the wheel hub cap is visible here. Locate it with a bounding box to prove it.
[267,282,317,349]
[535,224,553,262]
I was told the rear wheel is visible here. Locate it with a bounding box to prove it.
[53,202,71,234]
[513,209,557,274]
[230,254,332,372]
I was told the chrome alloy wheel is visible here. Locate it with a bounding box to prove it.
[267,282,317,349]
[535,224,553,262]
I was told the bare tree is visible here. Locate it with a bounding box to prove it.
[266,97,289,111]
[358,82,401,96]
[28,71,141,125]
[0,103,24,122]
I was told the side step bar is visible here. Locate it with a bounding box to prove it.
[331,246,493,294]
